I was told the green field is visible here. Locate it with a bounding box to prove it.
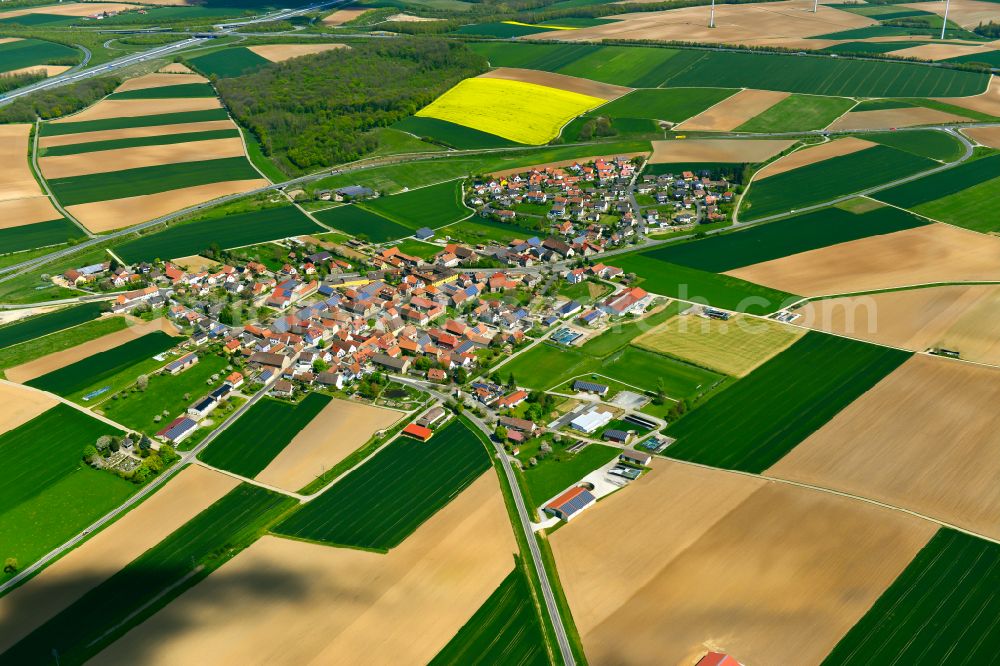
[363,179,469,229]
[1,484,296,664]
[454,21,553,37]
[272,417,490,551]
[313,204,413,242]
[0,316,127,372]
[469,42,988,96]
[41,128,241,157]
[578,302,680,357]
[824,529,1000,665]
[393,116,519,149]
[47,156,261,206]
[198,393,332,478]
[665,332,911,473]
[736,94,855,133]
[39,108,231,136]
[187,46,271,79]
[26,331,177,398]
[642,206,928,272]
[911,176,1000,233]
[0,405,132,581]
[521,442,618,510]
[117,205,319,263]
[861,128,965,162]
[0,217,83,255]
[108,82,217,100]
[99,353,230,436]
[0,302,103,350]
[445,217,528,245]
[430,565,549,666]
[394,238,442,258]
[742,145,936,220]
[0,38,79,74]
[588,87,737,123]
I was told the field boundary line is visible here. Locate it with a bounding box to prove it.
[30,119,92,238]
[192,459,305,501]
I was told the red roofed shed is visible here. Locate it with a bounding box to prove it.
[402,423,433,442]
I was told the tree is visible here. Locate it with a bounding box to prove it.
[82,444,98,464]
[494,425,508,441]
[95,435,111,452]
[507,372,516,389]
[136,374,149,392]
[313,359,329,373]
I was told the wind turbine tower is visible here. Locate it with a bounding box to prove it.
[709,0,716,27]
[940,0,951,39]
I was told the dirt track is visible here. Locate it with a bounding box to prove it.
[756,138,874,180]
[650,137,794,163]
[676,89,789,131]
[93,473,516,665]
[479,67,631,100]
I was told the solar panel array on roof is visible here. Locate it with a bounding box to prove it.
[604,429,629,441]
[573,380,608,394]
[558,489,596,517]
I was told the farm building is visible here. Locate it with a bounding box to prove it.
[270,379,294,397]
[165,353,198,375]
[496,389,528,409]
[226,371,244,388]
[188,396,217,420]
[620,449,652,466]
[417,407,446,428]
[498,415,537,434]
[604,429,631,444]
[157,416,198,444]
[570,408,614,434]
[573,380,608,396]
[545,485,597,522]
[402,423,433,442]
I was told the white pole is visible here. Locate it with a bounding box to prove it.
[940,0,950,39]
[813,0,818,13]
[709,0,716,27]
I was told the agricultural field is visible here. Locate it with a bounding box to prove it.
[37,71,267,232]
[25,329,178,399]
[116,205,320,263]
[430,565,548,666]
[0,316,127,375]
[665,331,911,473]
[363,179,470,229]
[634,313,804,377]
[521,442,619,511]
[272,417,490,551]
[551,459,935,666]
[0,404,133,583]
[770,355,1000,541]
[0,302,103,350]
[741,145,936,220]
[736,94,855,132]
[824,529,1000,665]
[0,464,238,653]
[415,77,604,144]
[586,87,737,123]
[312,204,413,242]
[393,116,519,149]
[1,484,296,665]
[677,89,790,132]
[198,393,332,479]
[187,47,271,79]
[95,473,516,665]
[0,37,78,77]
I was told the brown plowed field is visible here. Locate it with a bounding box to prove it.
[39,137,247,178]
[726,223,1000,296]
[2,65,71,77]
[769,354,1000,541]
[0,124,42,201]
[40,119,236,148]
[248,43,348,63]
[479,67,631,100]
[826,106,972,131]
[676,89,790,131]
[114,72,208,92]
[158,63,194,74]
[321,7,370,24]
[0,196,61,229]
[553,460,935,665]
[51,97,221,123]
[901,0,1000,28]
[936,74,1000,116]
[650,137,794,163]
[755,137,874,180]
[93,473,517,666]
[0,381,56,436]
[888,42,999,60]
[963,124,1000,148]
[0,3,137,20]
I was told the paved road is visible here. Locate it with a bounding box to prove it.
[392,376,576,666]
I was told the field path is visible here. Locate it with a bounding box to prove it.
[0,378,131,433]
[192,460,306,501]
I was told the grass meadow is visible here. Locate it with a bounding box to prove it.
[736,94,855,133]
[363,179,469,229]
[313,205,413,242]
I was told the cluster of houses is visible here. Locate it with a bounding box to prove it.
[635,169,736,228]
[155,361,244,445]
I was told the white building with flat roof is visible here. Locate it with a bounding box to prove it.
[570,408,613,434]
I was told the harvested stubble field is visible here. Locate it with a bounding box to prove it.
[0,464,238,653]
[727,223,1000,296]
[247,43,348,63]
[649,138,793,164]
[0,2,135,20]
[94,473,516,666]
[676,89,789,131]
[272,418,491,551]
[824,529,1000,665]
[634,313,804,377]
[198,393,333,479]
[256,398,401,492]
[755,138,875,180]
[769,355,1000,541]
[665,331,912,473]
[552,459,935,666]
[796,284,1000,365]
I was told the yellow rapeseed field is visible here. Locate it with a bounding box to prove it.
[415,77,605,144]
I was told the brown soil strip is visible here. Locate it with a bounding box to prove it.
[40,119,236,149]
[255,398,401,492]
[727,223,1000,296]
[39,137,247,179]
[937,75,1000,117]
[5,317,179,384]
[479,67,631,100]
[796,284,1000,365]
[0,38,21,45]
[0,381,57,436]
[888,42,999,60]
[0,465,238,653]
[51,97,221,123]
[1,65,71,77]
[385,12,443,21]
[114,72,208,92]
[676,90,791,131]
[66,179,269,233]
[963,125,1000,148]
[0,3,138,20]
[490,151,649,179]
[533,0,872,46]
[554,459,935,665]
[158,63,194,74]
[770,354,1000,540]
[826,106,972,131]
[247,43,348,63]
[93,473,516,665]
[901,0,1000,28]
[170,255,220,272]
[650,137,794,163]
[321,7,370,24]
[756,137,874,180]
[0,196,62,229]
[0,124,43,202]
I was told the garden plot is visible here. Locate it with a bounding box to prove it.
[675,89,789,131]
[797,284,1000,365]
[0,464,237,654]
[727,223,1000,296]
[255,398,401,492]
[755,137,875,180]
[552,459,935,666]
[247,43,348,63]
[826,106,973,130]
[94,473,516,666]
[649,138,794,163]
[771,355,1000,540]
[477,67,631,100]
